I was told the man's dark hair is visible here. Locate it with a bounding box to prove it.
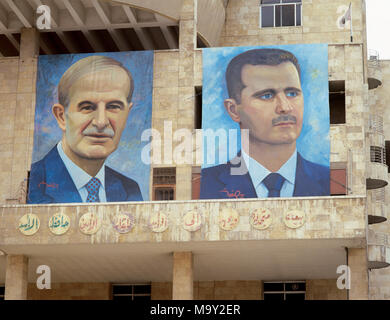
[225,49,301,104]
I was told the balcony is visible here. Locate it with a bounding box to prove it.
[367,115,388,190]
[368,229,390,269]
[367,189,387,224]
[368,50,382,90]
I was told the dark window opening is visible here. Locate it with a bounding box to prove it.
[25,171,31,203]
[197,34,208,48]
[0,285,4,300]
[263,281,306,301]
[154,187,175,200]
[329,81,346,124]
[153,168,176,200]
[195,86,203,129]
[386,141,390,173]
[112,284,151,301]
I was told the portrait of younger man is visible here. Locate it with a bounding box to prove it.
[200,45,330,199]
[28,52,153,204]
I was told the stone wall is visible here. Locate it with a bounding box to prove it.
[306,279,347,300]
[152,280,262,300]
[220,0,366,46]
[153,279,350,300]
[27,282,111,300]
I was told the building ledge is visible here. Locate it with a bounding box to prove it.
[0,196,366,247]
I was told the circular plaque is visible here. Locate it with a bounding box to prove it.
[49,213,70,235]
[18,214,40,236]
[219,208,239,231]
[182,211,202,232]
[79,212,101,235]
[149,213,169,233]
[250,208,272,230]
[112,213,135,234]
[284,210,305,229]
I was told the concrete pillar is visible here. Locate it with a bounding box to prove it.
[348,248,369,300]
[20,28,40,60]
[176,0,197,200]
[10,28,39,203]
[172,252,193,300]
[4,255,29,300]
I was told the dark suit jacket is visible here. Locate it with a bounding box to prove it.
[27,146,143,204]
[200,152,329,199]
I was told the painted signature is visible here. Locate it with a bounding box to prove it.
[38,181,59,189]
[220,188,245,199]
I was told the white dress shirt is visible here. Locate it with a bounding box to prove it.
[241,149,297,198]
[57,142,107,202]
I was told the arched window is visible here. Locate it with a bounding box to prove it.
[260,0,302,28]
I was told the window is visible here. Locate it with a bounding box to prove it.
[386,141,390,173]
[263,281,305,300]
[260,0,302,28]
[329,81,346,124]
[195,86,202,130]
[112,284,151,301]
[331,168,347,196]
[153,168,176,200]
[0,285,4,300]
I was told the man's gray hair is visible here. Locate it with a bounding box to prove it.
[58,55,134,108]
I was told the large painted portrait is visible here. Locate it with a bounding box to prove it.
[28,51,153,204]
[200,44,330,199]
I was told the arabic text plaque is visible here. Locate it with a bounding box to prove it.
[18,214,40,236]
[49,213,70,235]
[250,208,272,230]
[182,211,202,232]
[284,210,305,229]
[149,212,169,233]
[79,212,101,235]
[219,208,239,231]
[112,213,135,234]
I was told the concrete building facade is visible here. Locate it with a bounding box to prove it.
[0,0,389,300]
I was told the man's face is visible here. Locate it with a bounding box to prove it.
[233,62,304,146]
[62,67,132,160]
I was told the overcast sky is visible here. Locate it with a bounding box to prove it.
[366,0,390,59]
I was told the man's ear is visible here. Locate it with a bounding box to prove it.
[52,104,66,131]
[125,102,133,117]
[224,99,240,123]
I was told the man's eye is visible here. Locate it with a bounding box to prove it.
[107,104,121,110]
[81,105,94,111]
[259,93,274,100]
[286,91,298,98]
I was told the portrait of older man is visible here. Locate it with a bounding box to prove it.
[28,55,144,203]
[200,47,330,199]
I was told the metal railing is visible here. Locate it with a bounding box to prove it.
[369,114,384,134]
[370,146,386,165]
[368,49,381,68]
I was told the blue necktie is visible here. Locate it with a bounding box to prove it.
[86,177,101,202]
[263,173,285,198]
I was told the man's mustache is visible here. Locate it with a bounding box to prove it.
[272,115,297,126]
[83,126,115,137]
